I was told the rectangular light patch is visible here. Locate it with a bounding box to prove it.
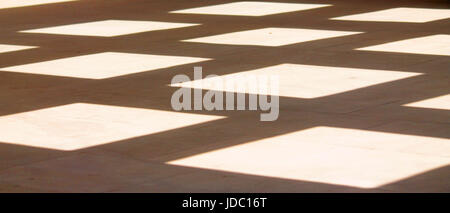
[0,103,225,151]
[168,126,450,188]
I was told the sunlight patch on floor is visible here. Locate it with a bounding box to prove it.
[168,126,450,188]
[171,63,421,98]
[357,34,450,56]
[171,1,331,16]
[0,103,225,151]
[0,52,210,79]
[404,94,450,110]
[0,0,76,9]
[0,44,37,54]
[20,20,200,37]
[183,28,362,47]
[331,7,450,23]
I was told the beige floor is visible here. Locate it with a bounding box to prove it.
[0,0,449,192]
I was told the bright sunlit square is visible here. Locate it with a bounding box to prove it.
[404,94,450,110]
[171,64,421,98]
[168,126,450,188]
[0,44,37,53]
[20,20,200,37]
[357,34,450,56]
[183,28,362,46]
[171,1,331,16]
[0,52,210,79]
[0,0,76,9]
[331,7,450,23]
[0,103,225,151]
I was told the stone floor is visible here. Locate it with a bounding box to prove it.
[0,0,449,192]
